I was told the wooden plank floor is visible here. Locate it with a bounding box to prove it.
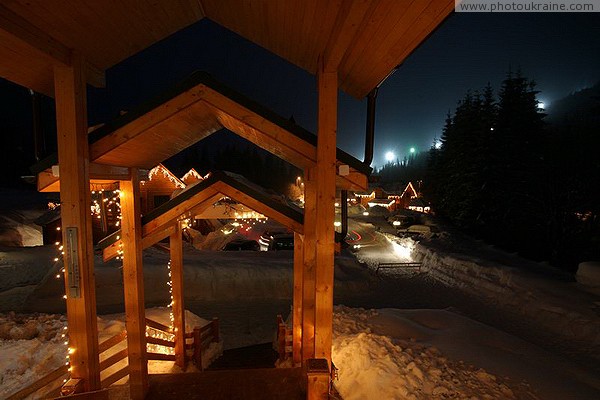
[146,368,305,400]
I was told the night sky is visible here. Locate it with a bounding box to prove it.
[1,11,599,174]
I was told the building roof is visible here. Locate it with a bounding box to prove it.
[0,1,453,99]
[98,170,304,256]
[32,71,370,192]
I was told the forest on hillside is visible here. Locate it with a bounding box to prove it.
[383,73,600,272]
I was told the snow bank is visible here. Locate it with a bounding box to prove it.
[411,238,600,357]
[332,306,600,400]
[577,261,600,287]
[0,210,44,247]
[0,246,56,293]
[332,307,517,400]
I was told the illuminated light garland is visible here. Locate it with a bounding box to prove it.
[147,164,186,189]
[53,188,124,383]
[145,258,176,355]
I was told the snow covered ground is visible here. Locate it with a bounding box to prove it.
[1,213,599,399]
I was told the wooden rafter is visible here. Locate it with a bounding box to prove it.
[34,72,370,192]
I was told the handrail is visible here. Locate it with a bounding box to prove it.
[145,318,174,333]
[101,365,130,388]
[98,330,128,389]
[99,348,128,371]
[6,365,69,400]
[98,330,127,353]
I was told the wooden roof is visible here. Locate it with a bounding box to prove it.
[99,170,304,261]
[33,72,371,192]
[0,1,454,98]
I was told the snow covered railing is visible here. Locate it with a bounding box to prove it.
[187,317,220,371]
[276,315,293,362]
[99,330,129,388]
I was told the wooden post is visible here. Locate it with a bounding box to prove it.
[306,359,330,400]
[314,64,337,364]
[54,52,100,392]
[277,316,286,361]
[120,169,148,399]
[99,191,108,236]
[293,232,303,366]
[193,327,202,371]
[170,223,186,369]
[302,169,317,362]
[212,317,219,343]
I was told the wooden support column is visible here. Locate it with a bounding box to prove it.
[302,169,317,362]
[293,232,304,366]
[314,64,337,364]
[170,223,186,369]
[54,53,100,392]
[120,168,148,399]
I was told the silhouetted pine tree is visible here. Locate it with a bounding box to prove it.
[487,71,545,253]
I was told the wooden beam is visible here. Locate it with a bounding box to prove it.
[54,52,100,392]
[142,187,220,237]
[170,223,186,369]
[119,168,148,400]
[323,0,373,72]
[37,165,148,192]
[314,65,337,364]
[101,223,172,262]
[302,168,317,362]
[0,4,104,91]
[293,232,304,367]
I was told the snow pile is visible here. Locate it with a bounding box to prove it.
[0,210,44,247]
[332,307,519,400]
[0,313,68,399]
[577,261,600,287]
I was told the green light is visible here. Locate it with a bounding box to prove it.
[410,147,416,153]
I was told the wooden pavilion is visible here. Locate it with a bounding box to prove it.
[0,1,454,398]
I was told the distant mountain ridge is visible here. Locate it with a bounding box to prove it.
[546,81,600,126]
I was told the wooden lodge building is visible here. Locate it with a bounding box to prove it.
[353,181,420,212]
[2,1,453,398]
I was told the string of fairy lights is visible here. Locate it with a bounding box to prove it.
[53,176,272,377]
[53,188,124,382]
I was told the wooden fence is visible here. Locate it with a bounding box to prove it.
[7,317,220,399]
[376,261,422,275]
[98,330,129,389]
[187,317,220,370]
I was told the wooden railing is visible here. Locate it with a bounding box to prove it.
[185,317,220,371]
[146,317,219,370]
[6,364,69,400]
[146,318,177,362]
[276,315,293,362]
[99,330,129,389]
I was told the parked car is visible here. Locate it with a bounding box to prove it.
[259,231,294,251]
[221,239,260,251]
